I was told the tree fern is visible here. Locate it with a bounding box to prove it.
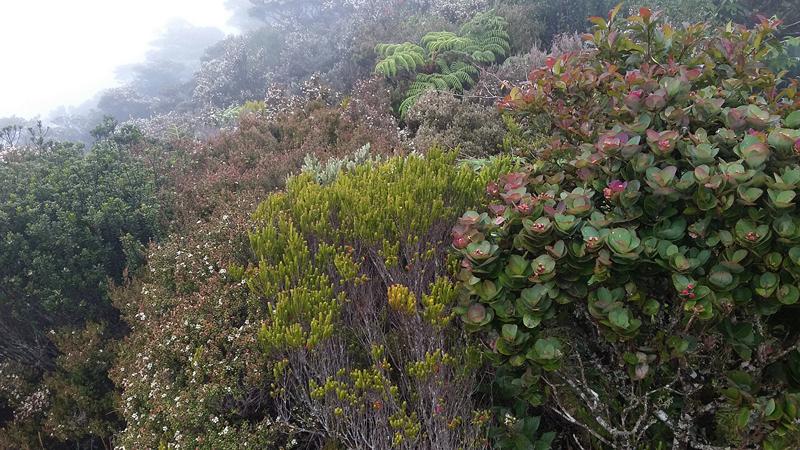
[374,43,426,77]
[374,11,510,117]
[422,32,473,53]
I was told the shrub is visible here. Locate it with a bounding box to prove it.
[110,203,285,449]
[405,90,506,157]
[0,139,161,447]
[480,32,584,99]
[151,79,401,226]
[455,8,800,449]
[301,143,383,185]
[0,141,160,369]
[0,323,121,449]
[246,150,525,448]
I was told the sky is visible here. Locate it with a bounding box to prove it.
[0,0,235,118]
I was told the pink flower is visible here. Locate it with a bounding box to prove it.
[794,139,800,155]
[603,180,627,199]
[453,235,469,249]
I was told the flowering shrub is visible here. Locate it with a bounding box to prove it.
[110,204,286,449]
[455,8,800,448]
[246,150,549,448]
[0,323,121,449]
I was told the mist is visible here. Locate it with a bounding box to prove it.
[0,0,234,119]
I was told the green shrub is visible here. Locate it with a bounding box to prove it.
[454,8,800,448]
[247,150,525,448]
[405,90,506,158]
[0,141,160,448]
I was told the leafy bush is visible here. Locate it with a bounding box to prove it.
[0,140,161,448]
[455,8,800,448]
[405,90,506,157]
[375,11,510,116]
[301,143,383,185]
[0,323,120,449]
[0,142,160,368]
[110,204,285,449]
[246,150,527,448]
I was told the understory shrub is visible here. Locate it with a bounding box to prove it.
[405,90,506,157]
[110,201,285,449]
[455,7,800,449]
[245,150,552,448]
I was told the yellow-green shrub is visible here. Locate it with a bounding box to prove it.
[247,150,514,449]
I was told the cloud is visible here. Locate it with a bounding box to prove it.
[0,0,233,118]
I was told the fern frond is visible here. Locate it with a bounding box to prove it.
[422,32,472,53]
[407,79,436,96]
[453,63,479,77]
[399,93,423,117]
[482,37,511,53]
[375,42,424,57]
[374,43,426,76]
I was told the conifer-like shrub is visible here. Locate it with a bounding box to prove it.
[454,7,800,449]
[375,11,510,116]
[246,151,552,448]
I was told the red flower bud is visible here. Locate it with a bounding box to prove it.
[453,235,469,249]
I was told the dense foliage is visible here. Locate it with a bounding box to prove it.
[246,150,535,448]
[455,7,800,448]
[0,140,160,447]
[0,142,159,366]
[2,1,799,448]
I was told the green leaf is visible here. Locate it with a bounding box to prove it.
[609,307,631,329]
[735,407,751,429]
[502,324,518,341]
[786,110,800,128]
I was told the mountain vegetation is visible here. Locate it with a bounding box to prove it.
[1,1,799,449]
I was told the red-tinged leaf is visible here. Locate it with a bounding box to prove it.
[608,2,623,21]
[545,56,556,70]
[684,68,702,81]
[589,16,607,30]
[639,7,651,21]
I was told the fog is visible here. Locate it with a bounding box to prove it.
[0,0,235,118]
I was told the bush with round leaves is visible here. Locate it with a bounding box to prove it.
[454,7,800,449]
